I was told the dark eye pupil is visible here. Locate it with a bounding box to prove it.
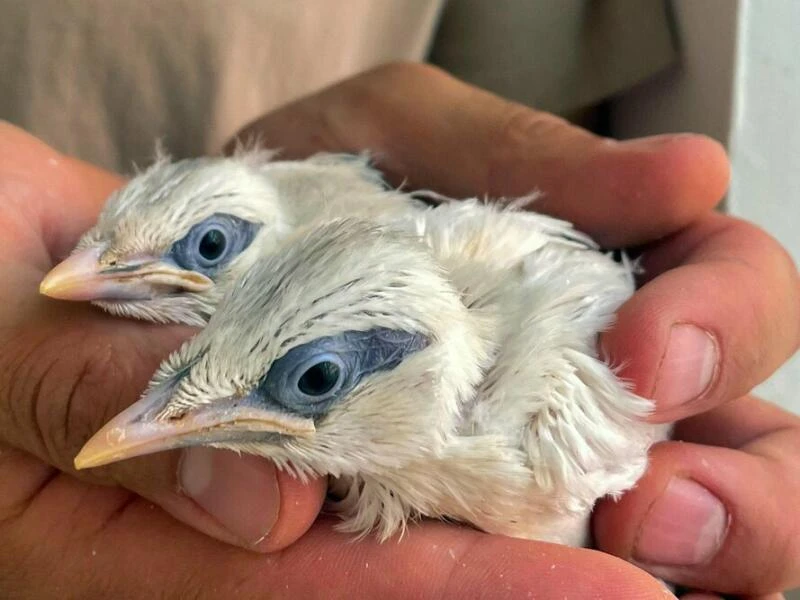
[297,361,341,396]
[198,229,227,261]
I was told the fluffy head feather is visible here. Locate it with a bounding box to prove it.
[153,219,493,466]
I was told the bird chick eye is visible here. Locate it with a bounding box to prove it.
[256,328,430,420]
[169,214,260,276]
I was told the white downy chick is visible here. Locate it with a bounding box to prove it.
[74,206,667,547]
[39,149,421,325]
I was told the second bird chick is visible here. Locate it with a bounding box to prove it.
[40,149,420,325]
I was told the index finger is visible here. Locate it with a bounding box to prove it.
[229,63,730,247]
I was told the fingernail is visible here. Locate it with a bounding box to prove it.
[634,478,728,566]
[179,447,280,546]
[652,324,718,409]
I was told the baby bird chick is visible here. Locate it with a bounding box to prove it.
[40,150,419,325]
[75,207,664,547]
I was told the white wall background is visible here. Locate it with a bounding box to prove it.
[728,0,800,410]
[613,0,800,415]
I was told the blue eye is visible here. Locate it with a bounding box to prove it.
[170,214,259,276]
[256,328,429,420]
[259,350,351,418]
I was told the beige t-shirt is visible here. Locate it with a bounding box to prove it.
[0,0,675,173]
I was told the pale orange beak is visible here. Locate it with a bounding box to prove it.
[74,385,316,470]
[40,246,214,302]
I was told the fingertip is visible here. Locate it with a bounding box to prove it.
[529,132,731,247]
[254,469,326,553]
[593,442,730,567]
[659,134,730,218]
[173,448,324,554]
[682,135,730,203]
[603,212,798,424]
[587,134,730,244]
[593,447,672,560]
[621,134,730,213]
[595,440,800,595]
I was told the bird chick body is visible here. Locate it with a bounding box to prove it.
[40,149,421,325]
[75,204,665,547]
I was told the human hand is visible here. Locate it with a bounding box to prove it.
[0,121,665,598]
[2,56,796,598]
[231,64,800,598]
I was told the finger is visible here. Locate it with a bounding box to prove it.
[227,63,730,247]
[674,394,798,449]
[0,469,672,599]
[0,290,326,553]
[601,212,800,423]
[0,124,327,551]
[594,416,800,595]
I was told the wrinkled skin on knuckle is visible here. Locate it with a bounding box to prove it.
[491,104,573,158]
[1,324,145,474]
[484,104,581,196]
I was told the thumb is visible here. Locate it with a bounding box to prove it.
[0,122,326,552]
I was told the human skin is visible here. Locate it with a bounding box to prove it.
[0,64,798,599]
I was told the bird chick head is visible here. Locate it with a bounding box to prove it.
[74,219,491,477]
[39,152,289,325]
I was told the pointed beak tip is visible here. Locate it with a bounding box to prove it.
[38,280,70,300]
[73,451,98,470]
[71,391,318,471]
[73,429,128,470]
[73,444,113,470]
[38,279,53,297]
[38,248,106,301]
[38,271,64,298]
[37,274,90,301]
[73,452,126,470]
